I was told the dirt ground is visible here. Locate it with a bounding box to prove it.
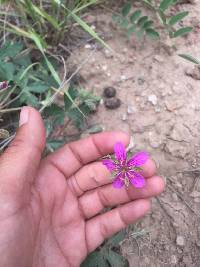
[67,1,200,266]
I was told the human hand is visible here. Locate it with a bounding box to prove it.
[0,107,164,267]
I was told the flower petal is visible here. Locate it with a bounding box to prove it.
[128,171,145,188]
[113,176,124,188]
[102,159,116,171]
[114,142,126,161]
[127,151,148,167]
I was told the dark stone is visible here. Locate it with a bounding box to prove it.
[103,86,116,98]
[104,97,121,109]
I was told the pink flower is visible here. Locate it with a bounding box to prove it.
[0,81,9,90]
[102,142,148,189]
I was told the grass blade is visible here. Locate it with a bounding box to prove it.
[178,54,200,65]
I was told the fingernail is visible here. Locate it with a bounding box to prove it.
[19,107,29,126]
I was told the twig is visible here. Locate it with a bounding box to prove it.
[0,107,22,113]
[39,46,96,113]
[167,181,200,218]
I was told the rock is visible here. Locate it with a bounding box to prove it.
[137,77,145,85]
[104,49,113,59]
[171,255,177,265]
[185,65,200,80]
[176,236,185,247]
[165,140,189,158]
[170,123,191,142]
[131,116,156,133]
[121,114,127,121]
[101,65,108,71]
[172,193,178,201]
[103,87,116,98]
[148,94,158,106]
[148,131,162,148]
[84,44,92,49]
[120,75,127,81]
[100,99,104,105]
[127,105,135,114]
[165,99,184,111]
[190,191,200,198]
[154,55,165,63]
[104,97,121,109]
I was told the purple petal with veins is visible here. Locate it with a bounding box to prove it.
[102,159,116,171]
[114,142,126,161]
[128,171,145,188]
[127,151,148,167]
[113,174,124,188]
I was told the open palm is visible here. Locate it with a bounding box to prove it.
[0,107,164,267]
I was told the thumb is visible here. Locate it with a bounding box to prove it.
[0,106,46,203]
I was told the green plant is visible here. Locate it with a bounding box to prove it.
[0,0,108,51]
[44,84,100,152]
[113,0,192,40]
[81,230,129,267]
[0,41,59,111]
[0,41,100,152]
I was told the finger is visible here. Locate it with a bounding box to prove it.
[67,161,112,196]
[140,158,156,178]
[0,107,45,204]
[86,199,151,252]
[79,176,164,218]
[68,158,156,197]
[45,131,129,177]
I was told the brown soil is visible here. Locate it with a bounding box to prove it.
[68,1,200,266]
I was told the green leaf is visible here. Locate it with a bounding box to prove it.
[145,28,160,39]
[105,250,128,267]
[81,251,109,267]
[112,14,122,24]
[64,85,78,111]
[137,16,148,27]
[159,0,174,12]
[0,62,15,80]
[27,82,49,93]
[120,18,129,28]
[136,29,145,39]
[108,230,126,246]
[168,11,189,26]
[0,42,23,60]
[173,27,193,38]
[43,104,64,117]
[142,20,154,29]
[178,54,200,65]
[122,2,132,17]
[130,10,141,24]
[20,91,39,107]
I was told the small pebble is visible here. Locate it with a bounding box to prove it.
[148,94,158,106]
[121,114,127,121]
[120,75,127,81]
[104,98,121,109]
[176,236,185,247]
[138,77,145,85]
[84,44,92,49]
[103,87,116,98]
[127,105,135,114]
